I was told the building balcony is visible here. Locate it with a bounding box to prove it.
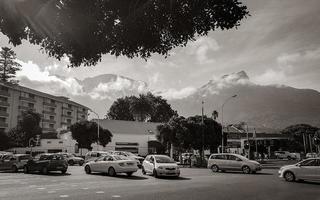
[62,114,73,118]
[77,110,87,114]
[42,127,56,132]
[18,105,36,112]
[0,90,10,97]
[0,101,9,107]
[19,96,36,102]
[0,121,8,128]
[42,119,56,123]
[62,106,73,111]
[61,121,72,125]
[0,111,9,117]
[43,110,56,115]
[43,102,57,107]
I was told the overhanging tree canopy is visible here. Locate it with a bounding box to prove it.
[0,0,249,67]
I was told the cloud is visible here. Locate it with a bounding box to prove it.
[160,87,197,100]
[148,72,160,84]
[185,37,220,64]
[16,60,84,96]
[89,75,148,100]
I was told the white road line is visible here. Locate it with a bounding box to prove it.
[59,195,69,198]
[112,195,121,198]
[81,188,89,190]
[96,191,105,194]
[48,191,56,193]
[37,187,46,190]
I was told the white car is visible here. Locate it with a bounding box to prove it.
[84,155,138,177]
[142,155,180,178]
[274,151,296,160]
[110,151,144,167]
[279,158,320,182]
[207,153,262,174]
[84,151,111,163]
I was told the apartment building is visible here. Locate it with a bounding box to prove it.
[0,82,89,133]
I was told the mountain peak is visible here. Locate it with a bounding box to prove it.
[221,71,249,82]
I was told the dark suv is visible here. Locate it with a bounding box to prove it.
[24,153,68,174]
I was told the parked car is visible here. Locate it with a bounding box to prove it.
[279,158,320,182]
[84,151,111,163]
[84,155,138,176]
[207,153,262,174]
[142,155,180,178]
[24,153,68,174]
[0,151,13,160]
[274,151,296,160]
[110,151,144,168]
[0,154,31,172]
[306,153,319,159]
[57,153,84,166]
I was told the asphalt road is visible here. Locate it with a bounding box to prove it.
[0,166,319,200]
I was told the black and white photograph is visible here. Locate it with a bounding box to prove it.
[0,0,320,199]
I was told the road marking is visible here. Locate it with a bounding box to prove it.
[112,195,121,198]
[81,188,89,190]
[48,191,56,193]
[59,195,69,198]
[96,191,105,194]
[37,187,46,190]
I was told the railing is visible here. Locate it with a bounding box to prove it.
[19,96,36,102]
[0,111,9,117]
[0,121,8,127]
[0,101,9,107]
[43,110,56,115]
[18,105,35,112]
[43,102,57,107]
[42,119,56,123]
[62,106,73,111]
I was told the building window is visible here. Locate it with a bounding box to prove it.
[49,116,54,120]
[50,107,55,112]
[0,96,7,103]
[0,107,6,112]
[29,93,35,99]
[50,99,55,104]
[59,141,63,144]
[67,111,72,116]
[0,117,6,122]
[81,115,85,119]
[0,86,8,92]
[49,124,54,128]
[28,103,34,108]
[68,104,72,109]
[67,119,72,124]
[82,108,86,112]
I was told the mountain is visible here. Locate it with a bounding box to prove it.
[169,71,320,129]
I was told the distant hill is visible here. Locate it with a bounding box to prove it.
[169,71,320,129]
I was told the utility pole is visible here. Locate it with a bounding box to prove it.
[201,100,205,166]
[303,133,307,154]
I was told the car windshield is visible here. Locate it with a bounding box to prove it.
[124,152,136,156]
[234,154,249,161]
[155,156,175,163]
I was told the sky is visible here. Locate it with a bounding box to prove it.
[1,0,320,102]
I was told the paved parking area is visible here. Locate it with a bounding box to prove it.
[0,167,319,200]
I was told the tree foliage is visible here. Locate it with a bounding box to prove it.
[0,47,21,83]
[157,115,222,153]
[0,130,11,150]
[107,92,177,122]
[281,124,319,152]
[8,110,42,147]
[70,120,113,150]
[0,0,249,67]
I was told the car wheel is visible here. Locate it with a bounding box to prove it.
[68,160,74,166]
[284,171,295,182]
[12,165,18,173]
[142,166,146,175]
[153,169,158,178]
[84,165,91,174]
[211,165,219,173]
[23,166,29,174]
[61,170,67,174]
[242,166,251,174]
[126,172,133,177]
[42,167,48,175]
[108,167,116,177]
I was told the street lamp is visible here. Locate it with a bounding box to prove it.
[89,109,100,151]
[28,137,36,156]
[221,94,237,153]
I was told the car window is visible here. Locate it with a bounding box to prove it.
[150,156,154,162]
[227,155,239,161]
[97,156,106,161]
[154,156,175,163]
[91,152,97,157]
[215,155,226,160]
[300,159,317,166]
